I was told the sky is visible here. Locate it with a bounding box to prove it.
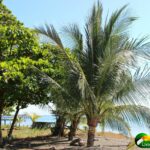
[3,0,150,115]
[4,0,150,38]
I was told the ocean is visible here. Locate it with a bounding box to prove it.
[2,115,149,137]
[2,115,56,127]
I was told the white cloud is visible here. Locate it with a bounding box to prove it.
[19,104,52,116]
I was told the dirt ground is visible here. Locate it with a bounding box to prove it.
[2,134,148,150]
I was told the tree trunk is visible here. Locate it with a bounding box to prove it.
[52,116,65,137]
[87,117,98,147]
[7,103,20,140]
[68,118,79,141]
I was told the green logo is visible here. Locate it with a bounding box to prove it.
[135,133,150,148]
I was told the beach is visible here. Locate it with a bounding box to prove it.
[4,132,146,150]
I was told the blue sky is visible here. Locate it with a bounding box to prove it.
[4,0,150,38]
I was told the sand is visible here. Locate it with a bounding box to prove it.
[3,134,148,150]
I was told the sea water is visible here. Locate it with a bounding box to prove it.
[1,115,56,127]
[2,115,149,137]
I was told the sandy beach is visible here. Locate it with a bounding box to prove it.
[3,132,148,150]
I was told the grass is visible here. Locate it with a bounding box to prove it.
[2,125,127,140]
[2,126,51,139]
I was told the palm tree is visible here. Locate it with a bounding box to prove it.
[36,2,150,147]
[27,113,41,125]
[16,116,24,127]
[49,89,83,139]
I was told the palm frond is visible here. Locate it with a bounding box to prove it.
[35,24,64,49]
[100,113,131,136]
[115,105,150,129]
[104,5,128,48]
[62,24,83,58]
[36,24,97,114]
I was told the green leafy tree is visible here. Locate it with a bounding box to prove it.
[0,1,70,143]
[2,106,14,116]
[0,3,43,145]
[7,68,52,139]
[36,2,150,147]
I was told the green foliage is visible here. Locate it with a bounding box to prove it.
[0,3,21,26]
[0,3,51,110]
[2,106,14,115]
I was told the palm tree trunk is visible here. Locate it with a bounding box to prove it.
[7,103,20,139]
[52,115,65,137]
[68,118,80,141]
[59,118,65,137]
[87,117,98,147]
